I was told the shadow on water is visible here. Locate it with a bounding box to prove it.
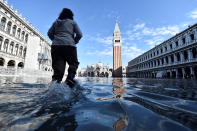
[0,76,197,131]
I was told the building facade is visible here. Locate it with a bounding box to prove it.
[127,23,197,79]
[0,0,52,73]
[113,21,122,77]
[78,62,113,77]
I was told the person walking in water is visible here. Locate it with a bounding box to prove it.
[48,8,82,87]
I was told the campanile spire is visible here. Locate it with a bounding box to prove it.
[113,21,122,77]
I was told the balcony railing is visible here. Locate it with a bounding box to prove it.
[129,39,197,67]
[128,58,197,72]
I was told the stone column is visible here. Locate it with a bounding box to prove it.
[180,51,184,62]
[174,54,177,63]
[6,41,10,53]
[185,34,189,44]
[169,70,172,78]
[0,38,5,51]
[160,59,162,66]
[175,69,179,78]
[188,49,192,60]
[182,68,186,78]
[164,57,166,65]
[3,60,7,68]
[190,67,195,79]
[4,22,8,32]
[168,55,171,64]
[10,25,13,35]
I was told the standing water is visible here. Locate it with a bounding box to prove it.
[0,76,197,131]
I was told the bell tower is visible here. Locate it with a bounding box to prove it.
[113,21,122,77]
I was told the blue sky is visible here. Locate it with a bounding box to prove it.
[8,0,197,69]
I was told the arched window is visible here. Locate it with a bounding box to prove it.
[12,25,17,36]
[0,36,3,50]
[15,44,19,55]
[0,17,6,30]
[6,21,12,33]
[25,34,28,43]
[9,42,14,54]
[21,31,25,40]
[3,39,9,52]
[19,46,23,56]
[17,28,21,38]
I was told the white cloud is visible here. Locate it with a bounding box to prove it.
[133,23,145,31]
[87,35,113,45]
[122,45,145,59]
[142,25,180,36]
[87,48,112,56]
[189,9,197,19]
[145,37,164,48]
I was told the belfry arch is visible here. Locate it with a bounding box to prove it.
[7,60,15,67]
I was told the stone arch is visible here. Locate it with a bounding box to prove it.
[0,57,5,66]
[105,72,109,77]
[88,72,91,77]
[45,67,48,71]
[6,21,12,33]
[12,25,17,36]
[3,39,9,52]
[0,17,6,30]
[100,72,105,77]
[7,60,15,67]
[91,72,94,77]
[97,71,100,77]
[18,62,24,68]
[0,36,3,50]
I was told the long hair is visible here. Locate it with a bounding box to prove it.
[58,8,74,20]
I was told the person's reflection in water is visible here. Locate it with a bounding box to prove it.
[112,78,128,131]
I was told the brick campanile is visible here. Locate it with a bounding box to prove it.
[113,21,122,77]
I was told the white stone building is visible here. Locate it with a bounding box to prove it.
[78,62,113,77]
[127,23,197,79]
[0,0,52,74]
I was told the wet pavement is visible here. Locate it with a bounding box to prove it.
[0,76,197,131]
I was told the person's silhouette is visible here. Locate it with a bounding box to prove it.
[48,8,82,87]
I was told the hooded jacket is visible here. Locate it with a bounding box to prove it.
[48,19,82,47]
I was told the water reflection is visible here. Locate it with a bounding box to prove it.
[112,78,128,131]
[0,76,197,131]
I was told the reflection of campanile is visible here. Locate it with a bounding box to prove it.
[113,21,122,77]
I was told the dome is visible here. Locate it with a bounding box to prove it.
[96,61,103,67]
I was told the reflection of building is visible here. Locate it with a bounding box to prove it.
[122,66,127,77]
[113,21,122,77]
[78,61,113,77]
[112,78,125,97]
[127,23,197,79]
[0,0,52,73]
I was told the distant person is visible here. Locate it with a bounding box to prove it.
[48,8,82,87]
